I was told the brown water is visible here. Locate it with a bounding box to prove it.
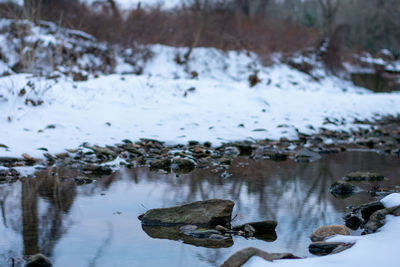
[0,152,399,267]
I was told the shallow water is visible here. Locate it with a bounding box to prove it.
[0,151,399,267]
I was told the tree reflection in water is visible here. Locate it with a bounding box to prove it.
[0,151,398,266]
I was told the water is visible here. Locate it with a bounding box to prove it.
[0,152,399,267]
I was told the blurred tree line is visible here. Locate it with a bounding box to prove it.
[0,0,398,63]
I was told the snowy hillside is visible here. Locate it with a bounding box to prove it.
[1,19,400,158]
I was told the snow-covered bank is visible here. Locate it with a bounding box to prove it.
[244,193,400,267]
[0,19,400,158]
[1,44,400,158]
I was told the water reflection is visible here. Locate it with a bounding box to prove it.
[0,152,399,267]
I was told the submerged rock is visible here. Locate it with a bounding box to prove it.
[344,172,385,181]
[310,225,350,242]
[221,247,273,267]
[139,199,234,227]
[329,181,358,198]
[26,253,52,267]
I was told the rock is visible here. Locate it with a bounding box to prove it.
[360,201,385,221]
[221,247,273,267]
[309,242,350,256]
[22,153,36,164]
[233,220,277,241]
[231,142,254,156]
[82,164,113,175]
[171,157,195,173]
[233,220,277,232]
[149,158,171,170]
[142,225,233,248]
[252,147,287,161]
[55,152,70,159]
[26,253,52,267]
[204,141,212,148]
[219,157,232,165]
[139,199,234,227]
[329,181,357,198]
[345,215,363,230]
[270,253,301,260]
[310,225,350,242]
[364,205,400,233]
[344,172,385,181]
[330,243,354,254]
[0,168,20,178]
[215,225,230,234]
[188,140,199,146]
[183,229,222,239]
[294,148,322,163]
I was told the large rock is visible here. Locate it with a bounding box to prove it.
[360,201,385,221]
[139,199,234,227]
[310,225,350,242]
[344,172,385,181]
[220,247,273,267]
[26,253,52,267]
[364,205,400,234]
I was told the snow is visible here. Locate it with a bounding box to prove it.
[244,193,400,267]
[381,193,400,208]
[1,43,400,158]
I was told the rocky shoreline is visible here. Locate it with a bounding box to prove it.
[1,116,400,184]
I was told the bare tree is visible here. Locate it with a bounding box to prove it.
[317,0,340,36]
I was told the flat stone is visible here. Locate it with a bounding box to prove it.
[221,247,273,267]
[310,225,350,242]
[139,199,234,227]
[309,242,348,256]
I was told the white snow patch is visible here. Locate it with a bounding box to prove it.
[381,193,400,208]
